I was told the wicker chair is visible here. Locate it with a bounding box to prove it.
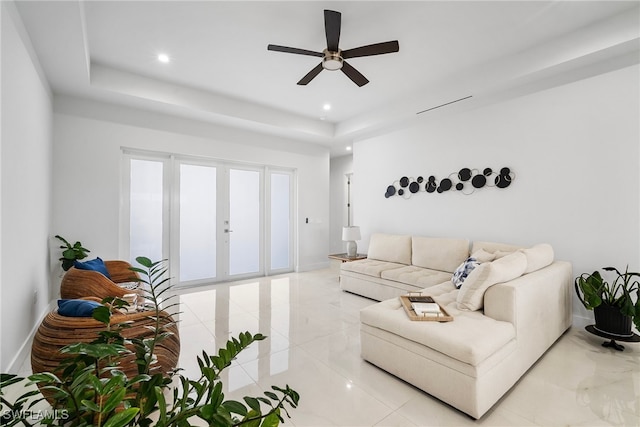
[31,302,181,387]
[60,260,140,300]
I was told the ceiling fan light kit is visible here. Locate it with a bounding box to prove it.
[322,49,343,71]
[267,9,399,87]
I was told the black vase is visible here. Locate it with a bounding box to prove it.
[594,303,633,337]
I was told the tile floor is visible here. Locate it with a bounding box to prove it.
[12,268,640,426]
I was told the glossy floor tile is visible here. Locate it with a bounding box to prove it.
[11,268,640,426]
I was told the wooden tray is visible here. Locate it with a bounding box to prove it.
[399,295,453,322]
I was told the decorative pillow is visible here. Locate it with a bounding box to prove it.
[456,251,527,311]
[470,249,496,263]
[471,241,522,253]
[57,299,102,317]
[74,257,111,279]
[452,257,480,289]
[520,244,554,273]
[493,250,514,259]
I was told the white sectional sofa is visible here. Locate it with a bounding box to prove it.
[343,233,572,419]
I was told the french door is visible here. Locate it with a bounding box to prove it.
[123,152,295,286]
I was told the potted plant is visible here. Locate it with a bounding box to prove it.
[1,257,300,426]
[55,235,90,271]
[575,266,640,336]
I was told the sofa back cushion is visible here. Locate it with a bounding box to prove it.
[412,236,470,273]
[471,241,523,255]
[367,233,412,265]
[472,241,555,274]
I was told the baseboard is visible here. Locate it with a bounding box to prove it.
[572,314,592,330]
[5,299,55,374]
[296,261,330,272]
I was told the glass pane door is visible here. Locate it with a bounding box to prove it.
[270,172,291,271]
[126,153,292,286]
[228,168,262,276]
[129,159,164,263]
[179,164,217,282]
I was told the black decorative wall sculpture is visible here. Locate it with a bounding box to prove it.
[385,167,515,199]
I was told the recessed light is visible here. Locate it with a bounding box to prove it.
[158,53,170,63]
[346,146,352,151]
[323,103,331,111]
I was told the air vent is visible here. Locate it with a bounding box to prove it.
[416,95,473,115]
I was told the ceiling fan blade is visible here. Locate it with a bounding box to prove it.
[342,40,400,59]
[267,44,323,57]
[297,63,324,85]
[324,10,341,52]
[341,61,369,87]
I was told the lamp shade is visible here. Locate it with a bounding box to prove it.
[342,226,361,241]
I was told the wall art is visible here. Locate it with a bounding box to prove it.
[384,167,515,199]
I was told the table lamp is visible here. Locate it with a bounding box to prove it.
[342,226,361,258]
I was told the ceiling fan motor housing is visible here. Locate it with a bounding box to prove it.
[322,49,343,70]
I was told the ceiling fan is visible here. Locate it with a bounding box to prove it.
[267,9,399,87]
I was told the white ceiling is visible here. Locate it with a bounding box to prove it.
[14,1,640,156]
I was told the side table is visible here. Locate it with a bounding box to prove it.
[328,253,367,263]
[328,253,367,281]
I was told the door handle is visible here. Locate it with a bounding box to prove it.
[225,229,233,233]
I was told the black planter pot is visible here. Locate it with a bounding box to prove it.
[594,303,633,337]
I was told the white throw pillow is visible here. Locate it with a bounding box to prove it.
[520,244,554,273]
[493,250,514,259]
[456,251,527,311]
[470,249,496,263]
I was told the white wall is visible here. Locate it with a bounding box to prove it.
[329,155,353,254]
[353,65,639,324]
[1,2,53,371]
[52,97,330,282]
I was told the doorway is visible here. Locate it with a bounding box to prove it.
[123,152,295,286]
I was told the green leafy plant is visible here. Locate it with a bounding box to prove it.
[575,266,640,330]
[0,257,299,426]
[55,235,90,271]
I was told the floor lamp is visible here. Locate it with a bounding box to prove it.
[342,173,361,257]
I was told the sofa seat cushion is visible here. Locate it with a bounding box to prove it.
[360,284,515,367]
[341,259,406,277]
[380,266,451,287]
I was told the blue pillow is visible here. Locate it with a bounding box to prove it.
[58,299,102,317]
[452,257,480,289]
[74,257,111,279]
